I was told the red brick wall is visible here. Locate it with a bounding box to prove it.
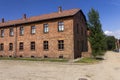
[73,11,88,59]
[0,17,75,59]
[0,27,16,57]
[0,11,88,59]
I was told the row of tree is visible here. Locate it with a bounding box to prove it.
[87,8,116,58]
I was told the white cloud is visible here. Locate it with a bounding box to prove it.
[104,31,113,35]
[104,30,120,39]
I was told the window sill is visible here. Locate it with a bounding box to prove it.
[44,32,49,34]
[31,50,35,51]
[9,35,14,37]
[31,33,35,35]
[19,50,24,51]
[9,50,13,51]
[58,31,64,32]
[0,36,4,38]
[44,49,49,51]
[58,49,64,51]
[19,34,24,36]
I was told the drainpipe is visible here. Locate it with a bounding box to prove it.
[14,24,17,58]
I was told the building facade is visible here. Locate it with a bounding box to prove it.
[0,7,88,59]
[116,39,120,52]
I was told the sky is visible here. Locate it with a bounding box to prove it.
[0,0,120,38]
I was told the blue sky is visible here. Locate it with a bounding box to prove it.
[0,0,120,38]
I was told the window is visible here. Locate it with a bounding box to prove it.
[9,27,14,36]
[20,26,24,35]
[77,41,80,51]
[31,26,36,34]
[81,27,83,36]
[19,42,24,50]
[9,43,13,51]
[31,42,35,50]
[0,43,4,51]
[43,24,49,33]
[58,22,64,32]
[81,40,84,52]
[58,40,64,50]
[1,29,4,37]
[43,41,48,50]
[77,24,79,34]
[85,30,87,36]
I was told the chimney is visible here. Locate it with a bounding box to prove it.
[2,18,4,23]
[58,6,62,13]
[23,14,27,19]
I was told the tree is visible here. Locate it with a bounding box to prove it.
[106,36,116,50]
[88,8,106,58]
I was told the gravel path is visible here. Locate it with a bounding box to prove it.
[0,51,120,80]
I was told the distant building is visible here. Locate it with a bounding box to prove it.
[0,7,88,59]
[115,39,120,52]
[119,40,120,52]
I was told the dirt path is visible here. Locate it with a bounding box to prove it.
[88,51,120,80]
[0,51,120,80]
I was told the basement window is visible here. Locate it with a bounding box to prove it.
[59,54,63,59]
[44,55,48,58]
[31,55,35,58]
[9,55,12,58]
[0,55,3,57]
[19,55,23,58]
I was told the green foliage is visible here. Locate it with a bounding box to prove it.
[88,8,107,58]
[105,36,116,50]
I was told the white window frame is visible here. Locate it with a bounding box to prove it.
[31,26,36,34]
[58,22,64,32]
[44,24,49,33]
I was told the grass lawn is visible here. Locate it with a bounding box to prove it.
[75,57,100,64]
[0,57,103,64]
[0,57,68,62]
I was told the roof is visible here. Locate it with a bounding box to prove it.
[0,8,80,27]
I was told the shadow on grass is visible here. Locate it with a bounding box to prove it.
[75,57,103,64]
[95,57,104,60]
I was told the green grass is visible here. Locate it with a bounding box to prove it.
[0,57,68,62]
[75,57,100,63]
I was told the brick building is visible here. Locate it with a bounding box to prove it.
[0,7,88,59]
[116,39,120,51]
